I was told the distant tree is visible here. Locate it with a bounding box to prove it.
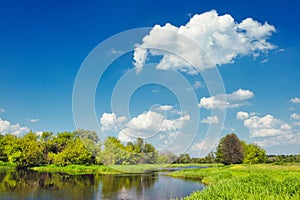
[216,133,244,165]
[176,154,191,164]
[99,137,126,165]
[241,142,267,164]
[158,151,177,163]
[73,129,101,162]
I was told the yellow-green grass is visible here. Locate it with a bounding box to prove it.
[31,163,221,175]
[170,163,300,199]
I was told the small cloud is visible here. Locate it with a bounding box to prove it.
[192,81,202,89]
[291,113,300,120]
[29,118,38,123]
[201,116,219,124]
[199,89,254,110]
[158,105,173,111]
[152,89,158,93]
[222,126,236,132]
[243,114,291,137]
[261,58,269,63]
[290,97,300,104]
[110,48,124,55]
[236,111,249,120]
[0,108,5,113]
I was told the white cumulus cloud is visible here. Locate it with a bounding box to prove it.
[243,114,291,137]
[255,132,300,148]
[100,110,190,143]
[236,111,250,120]
[133,10,276,74]
[100,113,127,132]
[201,116,219,124]
[0,118,30,136]
[290,97,300,104]
[158,105,173,111]
[199,89,254,110]
[291,113,300,120]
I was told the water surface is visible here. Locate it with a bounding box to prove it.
[0,170,204,200]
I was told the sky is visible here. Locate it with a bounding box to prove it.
[1,0,300,156]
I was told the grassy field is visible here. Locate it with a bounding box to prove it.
[170,163,300,199]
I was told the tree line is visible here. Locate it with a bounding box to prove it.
[0,130,299,168]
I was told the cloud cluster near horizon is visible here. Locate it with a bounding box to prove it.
[134,10,276,74]
[99,106,190,143]
[0,118,30,136]
[236,111,300,148]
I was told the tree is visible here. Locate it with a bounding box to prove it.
[216,133,244,165]
[242,142,267,164]
[48,138,93,166]
[176,154,191,164]
[99,137,126,165]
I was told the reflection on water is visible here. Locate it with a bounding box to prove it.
[0,170,204,200]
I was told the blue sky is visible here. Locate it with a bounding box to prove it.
[1,0,300,156]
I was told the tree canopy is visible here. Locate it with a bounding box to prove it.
[216,133,244,165]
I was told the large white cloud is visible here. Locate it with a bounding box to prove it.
[199,89,254,110]
[0,118,30,136]
[100,113,127,132]
[119,111,190,142]
[243,113,291,137]
[100,109,190,142]
[133,10,276,74]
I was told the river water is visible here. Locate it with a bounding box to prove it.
[0,170,204,200]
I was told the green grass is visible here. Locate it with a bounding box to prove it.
[0,161,15,171]
[169,163,300,199]
[31,164,120,175]
[31,163,221,175]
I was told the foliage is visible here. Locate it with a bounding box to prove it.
[241,141,267,164]
[216,133,244,165]
[99,137,158,165]
[0,130,101,167]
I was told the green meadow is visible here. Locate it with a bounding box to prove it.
[170,163,300,199]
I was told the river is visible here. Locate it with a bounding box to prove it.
[0,170,204,200]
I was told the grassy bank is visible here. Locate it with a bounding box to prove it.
[170,163,300,199]
[0,162,14,171]
[31,163,221,174]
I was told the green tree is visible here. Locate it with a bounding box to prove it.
[242,142,267,164]
[4,132,44,168]
[176,154,191,164]
[74,129,101,162]
[216,133,244,165]
[48,138,93,166]
[99,137,127,165]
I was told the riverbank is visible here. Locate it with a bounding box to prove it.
[31,163,221,174]
[0,162,222,175]
[169,163,300,199]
